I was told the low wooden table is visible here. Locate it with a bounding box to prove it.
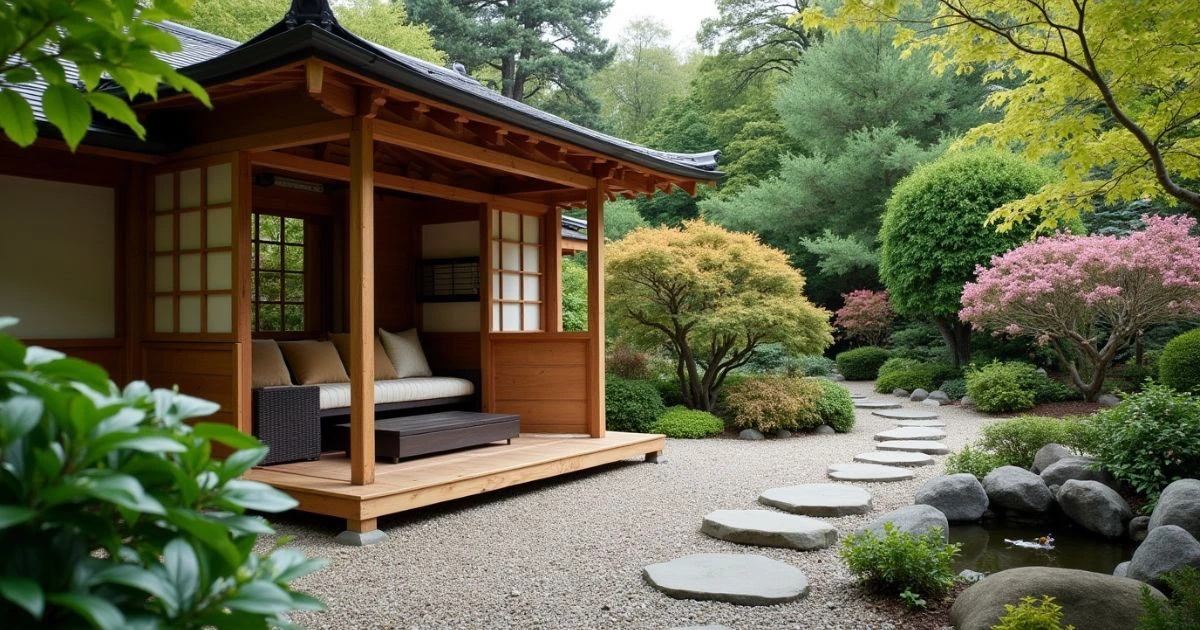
[336,411,520,463]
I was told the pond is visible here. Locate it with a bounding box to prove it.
[950,522,1134,576]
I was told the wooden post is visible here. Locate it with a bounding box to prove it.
[585,183,605,438]
[349,113,376,486]
[544,206,563,332]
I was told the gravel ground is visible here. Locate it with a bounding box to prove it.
[269,381,1002,630]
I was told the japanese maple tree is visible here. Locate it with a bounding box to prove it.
[835,290,895,347]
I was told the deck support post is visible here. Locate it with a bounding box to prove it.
[335,517,388,547]
[585,181,605,438]
[644,450,667,464]
[349,111,376,486]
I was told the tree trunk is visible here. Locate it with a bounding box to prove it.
[933,317,971,367]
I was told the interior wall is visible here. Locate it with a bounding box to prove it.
[0,174,116,339]
[420,219,481,333]
[374,195,418,332]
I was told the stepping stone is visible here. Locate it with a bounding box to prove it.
[701,509,838,550]
[854,399,901,409]
[758,483,872,516]
[854,450,935,467]
[871,408,940,421]
[877,440,950,455]
[643,553,809,605]
[850,394,866,399]
[895,419,947,428]
[827,462,914,482]
[874,427,947,442]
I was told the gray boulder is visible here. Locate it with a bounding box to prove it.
[1032,443,1074,474]
[921,398,944,407]
[1128,525,1200,589]
[893,388,910,397]
[915,474,989,522]
[774,429,792,439]
[1148,478,1200,540]
[831,374,845,382]
[1040,456,1117,489]
[928,390,950,403]
[1097,393,1121,407]
[813,425,835,436]
[1036,367,1048,376]
[958,569,986,584]
[950,567,1166,630]
[960,395,974,407]
[909,388,929,402]
[1057,480,1132,538]
[858,504,949,543]
[738,429,765,441]
[984,466,1054,513]
[1129,516,1151,542]
[1113,561,1130,577]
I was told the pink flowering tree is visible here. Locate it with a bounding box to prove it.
[961,215,1200,401]
[835,290,896,347]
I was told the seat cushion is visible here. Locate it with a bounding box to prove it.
[378,328,433,378]
[278,340,350,385]
[316,377,475,410]
[251,339,293,388]
[328,333,400,381]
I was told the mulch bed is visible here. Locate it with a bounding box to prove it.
[857,581,969,630]
[995,401,1103,418]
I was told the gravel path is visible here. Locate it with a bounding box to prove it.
[270,381,1001,630]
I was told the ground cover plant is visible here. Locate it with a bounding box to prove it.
[648,407,725,439]
[836,346,891,380]
[0,323,325,628]
[841,523,960,609]
[723,375,824,433]
[993,595,1074,630]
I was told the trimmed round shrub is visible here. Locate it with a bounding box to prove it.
[648,406,725,438]
[1090,384,1200,504]
[812,378,855,432]
[724,375,824,433]
[836,346,892,380]
[605,376,666,432]
[1160,329,1200,393]
[874,358,959,394]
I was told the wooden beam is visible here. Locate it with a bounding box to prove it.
[250,151,549,214]
[175,119,351,159]
[305,59,324,96]
[349,115,376,486]
[360,88,388,120]
[373,119,594,189]
[544,206,563,332]
[585,182,606,438]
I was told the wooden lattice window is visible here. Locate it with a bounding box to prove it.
[251,214,307,332]
[490,209,543,332]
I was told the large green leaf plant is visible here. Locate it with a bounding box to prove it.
[0,318,326,628]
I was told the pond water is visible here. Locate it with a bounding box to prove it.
[950,522,1134,575]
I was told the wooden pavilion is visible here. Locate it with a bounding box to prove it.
[0,0,720,542]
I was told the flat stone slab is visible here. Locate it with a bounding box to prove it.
[877,440,950,455]
[854,450,935,467]
[827,463,915,482]
[854,399,902,409]
[895,419,947,428]
[643,553,810,605]
[875,427,947,442]
[758,483,872,516]
[871,408,940,421]
[701,509,838,550]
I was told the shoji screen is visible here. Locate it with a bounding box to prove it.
[490,209,543,332]
[150,160,236,336]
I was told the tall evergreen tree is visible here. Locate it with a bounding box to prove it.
[697,0,816,91]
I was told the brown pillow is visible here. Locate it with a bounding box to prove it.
[278,340,350,385]
[251,339,293,388]
[328,333,400,381]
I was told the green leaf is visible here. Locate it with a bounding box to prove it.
[25,346,66,366]
[0,505,37,528]
[163,538,199,611]
[165,508,242,568]
[0,88,37,147]
[0,395,43,443]
[41,85,93,151]
[87,432,186,463]
[85,93,145,139]
[4,68,37,84]
[222,580,295,615]
[38,357,110,392]
[288,591,327,612]
[219,480,298,513]
[84,473,166,514]
[192,423,259,450]
[220,447,268,481]
[91,565,177,614]
[216,514,275,536]
[45,592,124,630]
[0,576,44,619]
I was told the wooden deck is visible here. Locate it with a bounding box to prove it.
[244,431,665,532]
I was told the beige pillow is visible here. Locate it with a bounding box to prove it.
[251,339,293,388]
[378,328,432,378]
[328,333,400,381]
[278,340,350,385]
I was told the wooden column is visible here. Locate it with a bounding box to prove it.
[349,114,376,486]
[544,206,563,332]
[585,183,605,437]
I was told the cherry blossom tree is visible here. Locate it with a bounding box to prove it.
[961,216,1200,400]
[835,290,895,347]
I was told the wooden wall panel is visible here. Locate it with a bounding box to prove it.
[490,335,589,433]
[142,341,243,428]
[32,339,126,382]
[423,332,480,371]
[373,197,418,332]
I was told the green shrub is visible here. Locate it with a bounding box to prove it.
[796,355,836,377]
[648,406,725,438]
[1090,384,1200,504]
[994,595,1075,630]
[743,343,802,375]
[874,358,959,394]
[653,378,686,408]
[946,443,1008,479]
[978,416,1096,469]
[836,346,892,380]
[1160,329,1200,393]
[0,324,325,628]
[1112,362,1156,393]
[841,523,960,605]
[967,362,1037,413]
[724,376,824,433]
[940,377,968,400]
[890,321,950,363]
[812,378,856,432]
[1139,567,1200,630]
[607,344,651,379]
[606,376,666,432]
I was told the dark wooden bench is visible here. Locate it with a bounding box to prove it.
[333,410,520,463]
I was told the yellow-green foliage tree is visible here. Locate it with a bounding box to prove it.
[802,1,1200,231]
[607,221,833,411]
[184,0,445,63]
